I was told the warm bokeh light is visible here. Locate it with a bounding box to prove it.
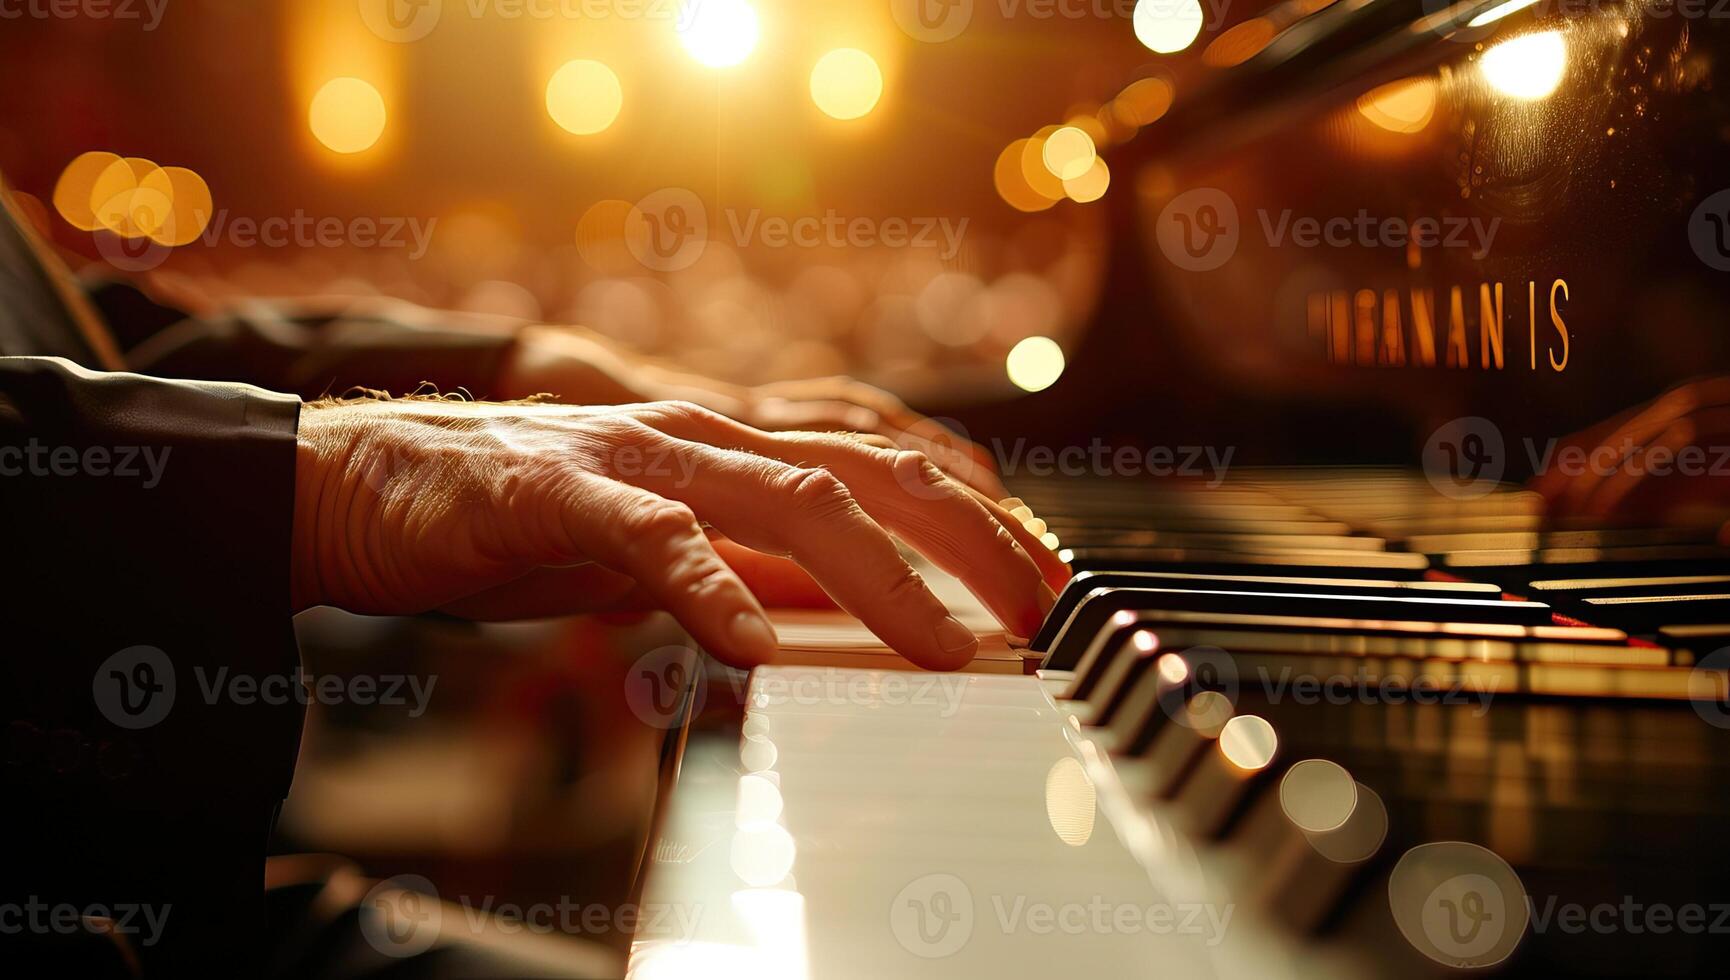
[1006,335,1065,392]
[308,77,387,154]
[679,0,759,68]
[1279,759,1358,833]
[1110,76,1175,131]
[1203,18,1276,67]
[53,151,121,232]
[993,139,1056,212]
[1044,757,1097,847]
[141,166,214,246]
[1356,77,1438,133]
[1134,0,1204,54]
[1155,652,1189,684]
[1481,30,1566,100]
[89,156,162,237]
[545,59,623,136]
[1020,129,1068,200]
[1063,158,1110,203]
[1218,714,1278,771]
[809,49,883,120]
[1041,126,1096,181]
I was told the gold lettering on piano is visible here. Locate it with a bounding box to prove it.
[1446,287,1469,368]
[1308,279,1570,372]
[1410,288,1437,366]
[1380,289,1405,366]
[1479,282,1504,370]
[1549,278,1570,371]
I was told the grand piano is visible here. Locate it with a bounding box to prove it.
[631,3,1730,977]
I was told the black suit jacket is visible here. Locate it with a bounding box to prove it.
[0,178,515,974]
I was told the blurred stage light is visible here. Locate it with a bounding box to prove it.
[993,139,1057,213]
[546,60,623,135]
[1041,126,1096,181]
[1063,159,1110,203]
[1357,77,1437,133]
[309,77,387,154]
[142,166,214,246]
[809,49,883,120]
[53,151,121,232]
[1481,30,1566,100]
[679,0,759,68]
[89,156,161,237]
[1006,336,1065,392]
[1110,76,1174,127]
[1134,0,1204,54]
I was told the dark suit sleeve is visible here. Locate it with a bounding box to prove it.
[89,277,520,398]
[0,355,304,974]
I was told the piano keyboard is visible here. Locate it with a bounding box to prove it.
[633,469,1730,978]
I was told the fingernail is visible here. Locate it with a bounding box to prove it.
[1037,582,1058,616]
[935,617,978,657]
[728,611,780,665]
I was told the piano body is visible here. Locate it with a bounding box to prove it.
[633,3,1730,977]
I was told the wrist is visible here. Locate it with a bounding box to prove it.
[291,407,358,612]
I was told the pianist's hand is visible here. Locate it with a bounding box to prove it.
[502,324,1006,499]
[292,397,1064,669]
[1532,376,1730,528]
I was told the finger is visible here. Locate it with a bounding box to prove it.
[638,405,1052,637]
[436,563,639,620]
[712,537,837,609]
[968,489,1072,593]
[541,476,780,668]
[755,394,1006,497]
[604,430,979,670]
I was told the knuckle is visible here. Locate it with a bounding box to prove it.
[623,496,700,542]
[884,564,931,606]
[666,551,735,599]
[782,466,855,518]
[659,400,721,425]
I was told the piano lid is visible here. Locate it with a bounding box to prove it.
[987,1,1730,472]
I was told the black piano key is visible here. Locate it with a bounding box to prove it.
[1032,570,1501,651]
[1580,593,1730,631]
[1043,586,1553,669]
[1525,573,1730,597]
[1060,546,1431,578]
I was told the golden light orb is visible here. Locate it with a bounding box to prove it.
[309,77,387,154]
[809,49,883,120]
[545,59,623,136]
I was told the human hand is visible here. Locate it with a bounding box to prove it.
[293,398,1061,669]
